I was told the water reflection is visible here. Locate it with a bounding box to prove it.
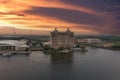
[0,49,120,80]
[50,53,73,64]
[79,52,86,55]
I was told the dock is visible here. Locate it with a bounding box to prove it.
[0,51,31,55]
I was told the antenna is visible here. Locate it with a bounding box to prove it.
[67,27,69,31]
[29,29,32,40]
[13,27,16,37]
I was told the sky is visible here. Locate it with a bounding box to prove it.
[0,0,120,35]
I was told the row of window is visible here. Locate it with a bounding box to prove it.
[0,46,15,50]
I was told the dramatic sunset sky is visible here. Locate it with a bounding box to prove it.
[0,0,120,35]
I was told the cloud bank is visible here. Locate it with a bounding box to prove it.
[0,0,119,35]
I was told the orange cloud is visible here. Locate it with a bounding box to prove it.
[17,0,99,15]
[0,0,98,15]
[0,0,105,35]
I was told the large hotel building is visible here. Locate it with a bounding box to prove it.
[50,28,74,48]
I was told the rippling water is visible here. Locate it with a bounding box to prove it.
[0,47,120,80]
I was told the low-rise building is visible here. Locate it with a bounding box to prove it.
[102,43,114,48]
[0,40,29,51]
[77,38,102,44]
[86,38,102,44]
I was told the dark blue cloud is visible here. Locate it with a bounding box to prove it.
[60,0,120,11]
[60,0,120,21]
[24,0,120,34]
[105,5,120,20]
[25,6,106,26]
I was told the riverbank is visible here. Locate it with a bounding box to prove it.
[79,43,120,50]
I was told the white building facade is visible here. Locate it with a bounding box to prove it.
[50,28,74,48]
[0,40,29,51]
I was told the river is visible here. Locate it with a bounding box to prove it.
[0,47,120,80]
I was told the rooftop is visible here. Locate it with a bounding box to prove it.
[0,40,28,47]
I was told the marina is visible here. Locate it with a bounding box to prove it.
[0,0,119,80]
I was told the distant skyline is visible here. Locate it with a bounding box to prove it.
[0,0,120,35]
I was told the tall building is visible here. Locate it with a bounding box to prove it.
[50,28,74,48]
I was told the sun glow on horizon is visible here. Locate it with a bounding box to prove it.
[0,0,119,35]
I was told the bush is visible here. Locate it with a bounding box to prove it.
[43,45,50,50]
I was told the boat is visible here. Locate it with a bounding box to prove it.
[60,49,73,53]
[71,48,81,52]
[80,46,88,52]
[2,53,12,57]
